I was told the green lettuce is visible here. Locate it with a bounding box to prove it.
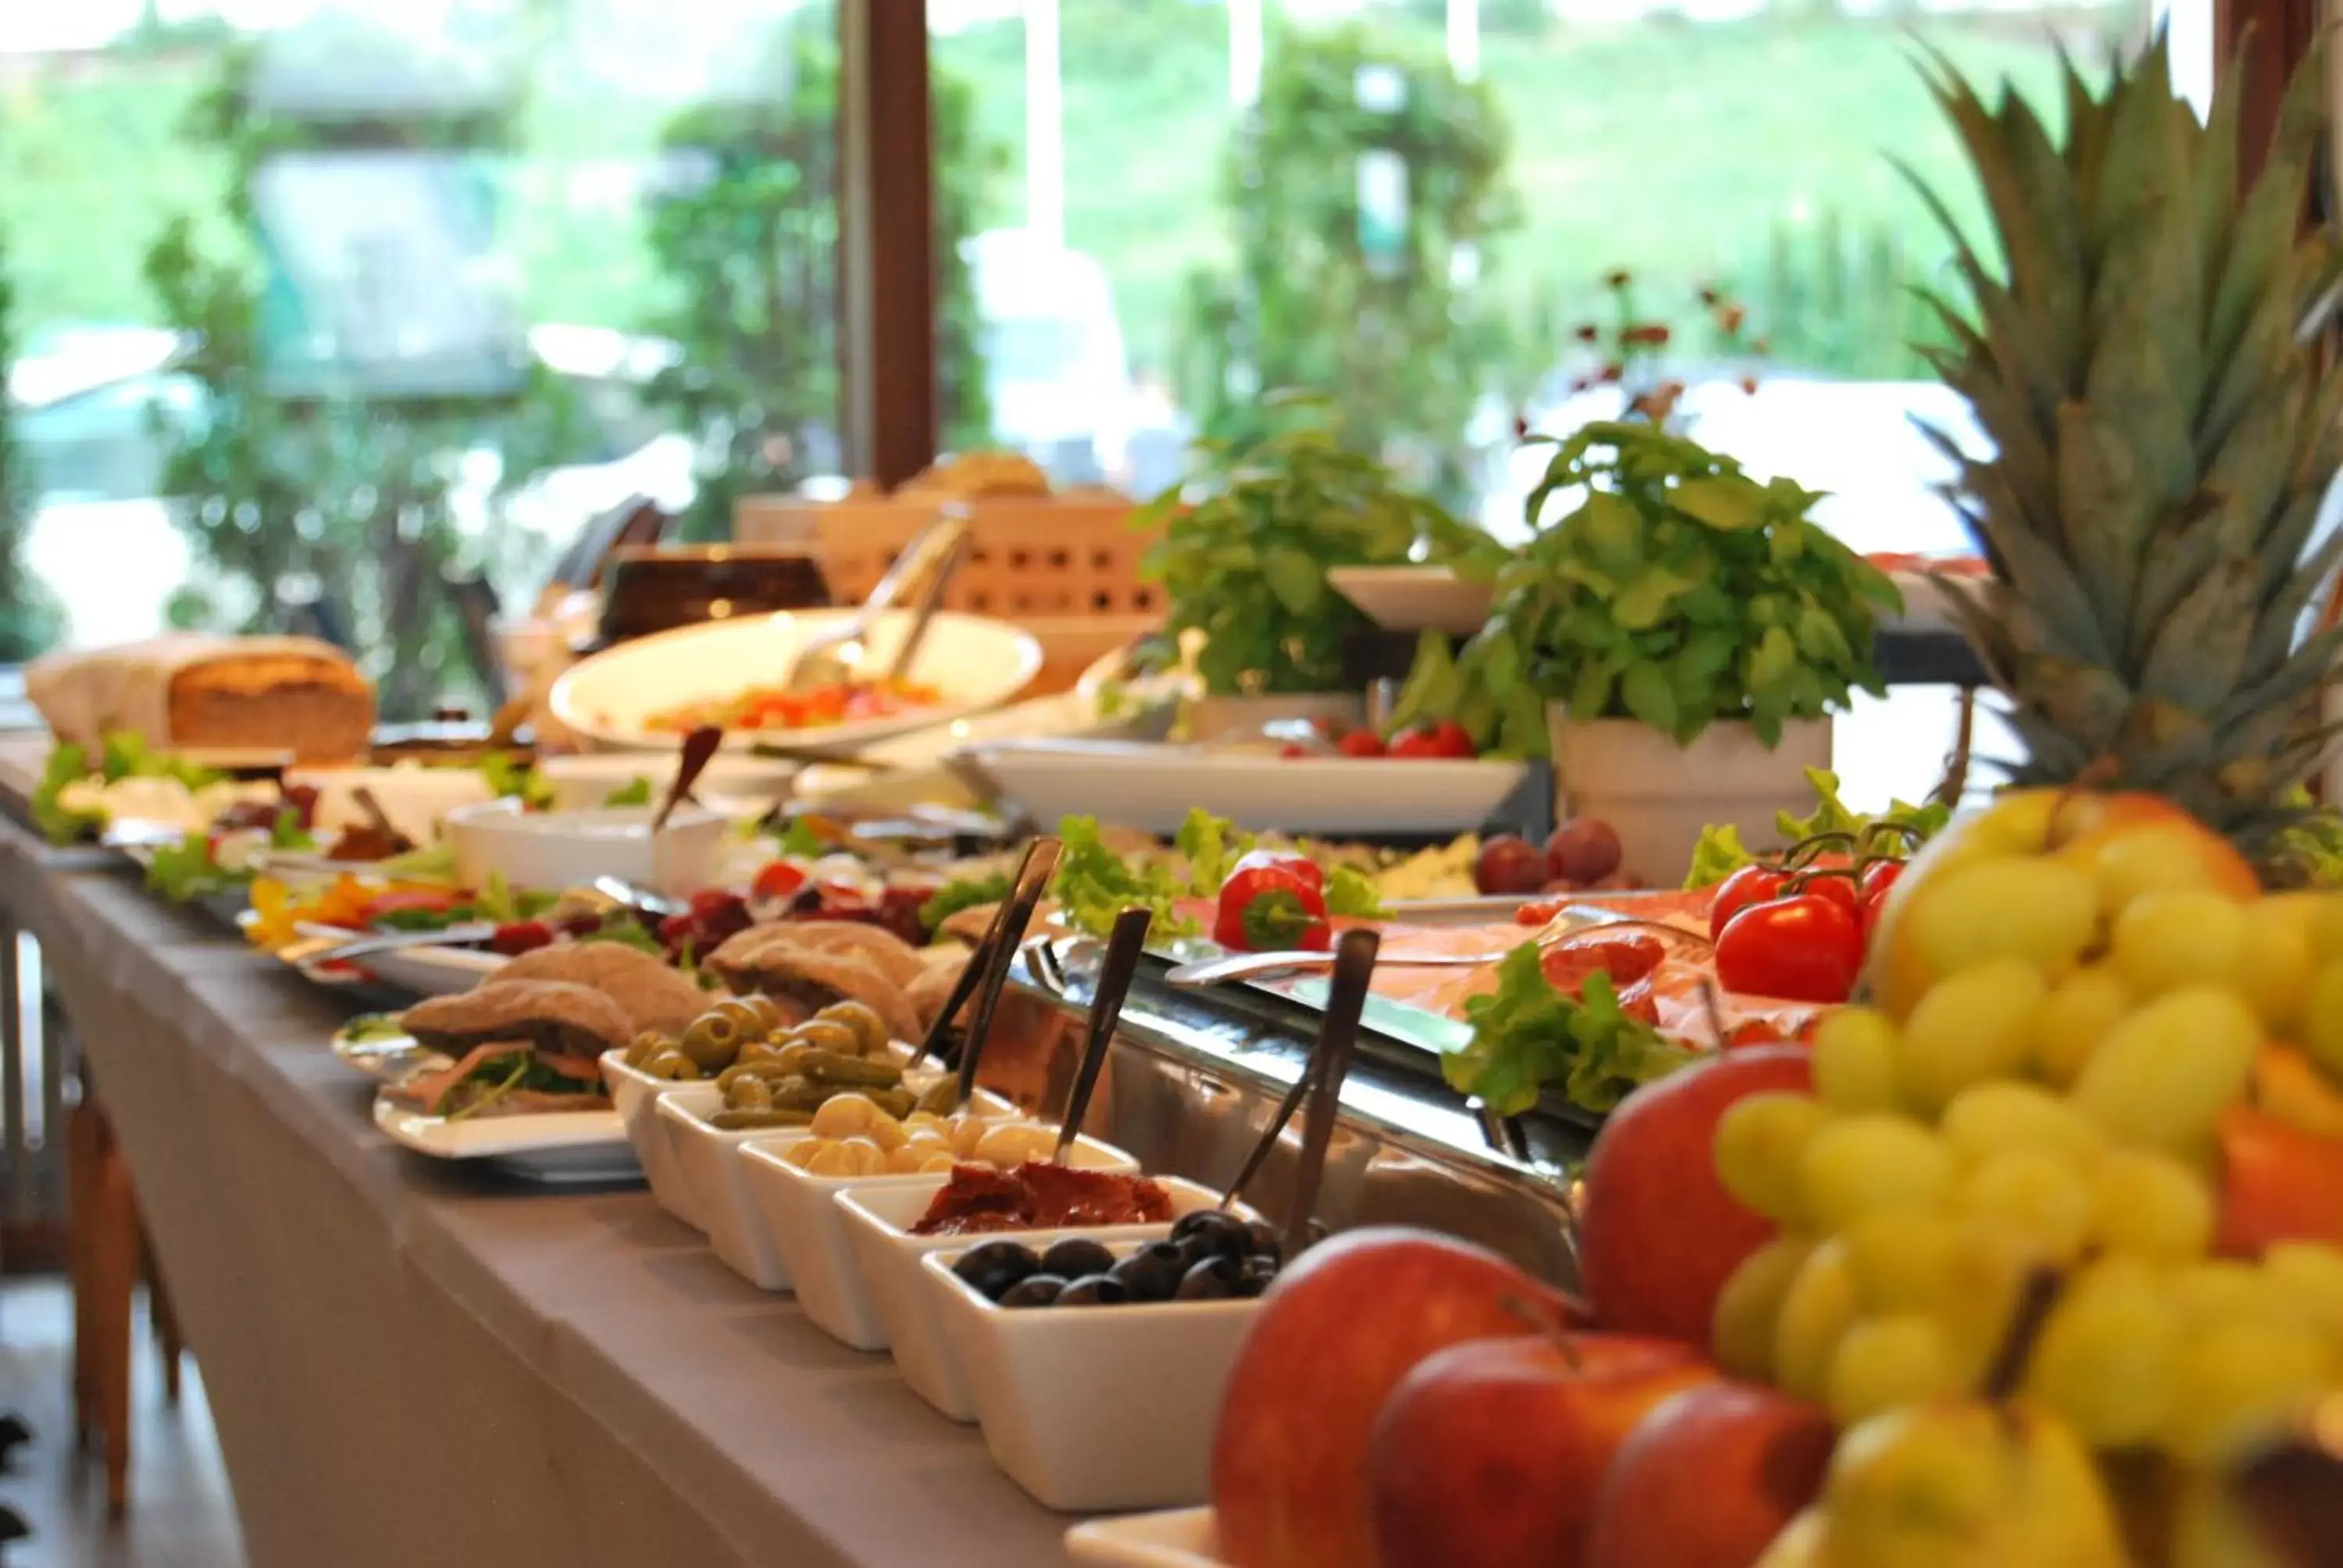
[1683,768,1949,888]
[1443,943,1693,1116]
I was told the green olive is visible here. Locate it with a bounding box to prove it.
[911,1077,958,1117]
[736,1038,792,1068]
[678,1012,745,1072]
[736,994,787,1035]
[786,1020,861,1058]
[709,1107,814,1131]
[708,996,768,1036]
[640,1049,699,1082]
[814,1001,887,1055]
[624,1029,674,1067]
[723,1074,777,1113]
[715,1061,783,1095]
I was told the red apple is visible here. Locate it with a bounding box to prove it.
[1212,1228,1568,1568]
[1577,1046,1813,1349]
[1368,1333,1715,1568]
[1585,1381,1835,1568]
[2217,1106,2343,1255]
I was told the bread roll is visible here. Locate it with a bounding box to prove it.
[27,635,374,764]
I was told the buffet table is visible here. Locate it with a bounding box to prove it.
[0,817,1071,1568]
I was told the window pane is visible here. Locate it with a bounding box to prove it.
[0,2,840,716]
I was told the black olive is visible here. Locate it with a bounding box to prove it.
[1233,1258,1278,1299]
[1247,1253,1282,1281]
[1053,1274,1130,1307]
[952,1239,1042,1301]
[1244,1221,1282,1264]
[1107,1240,1189,1303]
[1038,1237,1115,1281]
[997,1274,1067,1309]
[1170,1209,1254,1263]
[1175,1255,1243,1301]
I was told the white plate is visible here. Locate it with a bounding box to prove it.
[1065,1508,1225,1567]
[1326,565,1495,636]
[372,1095,637,1184]
[957,741,1530,836]
[550,608,1044,754]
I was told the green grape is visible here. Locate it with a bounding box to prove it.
[2108,889,2249,999]
[1896,957,2045,1114]
[2304,962,2343,1082]
[1931,1220,2036,1387]
[1812,1007,1903,1114]
[1774,1239,1859,1404]
[2090,1149,2216,1264]
[1826,1313,1957,1427]
[2070,987,2259,1155]
[2024,1260,2183,1447]
[2029,967,2130,1089]
[2162,1318,2330,1464]
[1954,1149,2096,1264]
[1714,1235,1813,1384]
[2263,1243,2343,1344]
[2170,1261,2287,1331]
[1842,1207,1962,1316]
[1940,1081,2105,1167]
[1714,1092,1833,1228]
[1798,1114,1954,1233]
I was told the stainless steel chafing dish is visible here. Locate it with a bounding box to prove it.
[972,936,1592,1288]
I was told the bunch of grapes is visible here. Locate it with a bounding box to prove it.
[1710,859,2343,1474]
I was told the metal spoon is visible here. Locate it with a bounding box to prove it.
[1052,906,1153,1164]
[950,837,1064,1109]
[588,875,687,921]
[904,836,1057,1072]
[651,724,722,834]
[1282,927,1376,1259]
[885,504,972,683]
[779,510,970,695]
[1217,1060,1315,1215]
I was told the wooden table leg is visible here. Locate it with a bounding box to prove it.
[87,1111,136,1519]
[66,1098,97,1449]
[141,1224,184,1406]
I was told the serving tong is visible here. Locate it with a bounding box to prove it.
[900,836,1063,1088]
[776,506,972,697]
[1049,907,1154,1163]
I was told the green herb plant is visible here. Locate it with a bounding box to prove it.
[1137,396,1485,698]
[1683,768,1951,889]
[1394,419,1899,757]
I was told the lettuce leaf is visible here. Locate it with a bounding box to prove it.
[1443,943,1692,1116]
[1324,865,1385,918]
[1052,814,1196,939]
[143,832,234,903]
[1682,768,1949,888]
[921,871,1014,933]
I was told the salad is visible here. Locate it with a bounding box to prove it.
[644,678,941,735]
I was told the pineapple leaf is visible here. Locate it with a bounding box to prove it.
[2193,48,2243,327]
[2248,514,2343,677]
[2053,403,2153,620]
[2138,558,2256,715]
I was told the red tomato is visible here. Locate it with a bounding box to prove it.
[1386,727,1447,759]
[1336,729,1389,758]
[1425,719,1477,758]
[1796,875,1862,918]
[1859,860,1904,903]
[1278,742,1313,759]
[1714,895,1863,1004]
[358,889,462,921]
[1709,864,1788,940]
[751,861,808,902]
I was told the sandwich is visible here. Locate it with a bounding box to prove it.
[396,979,631,1117]
[492,941,709,1038]
[703,930,921,1044]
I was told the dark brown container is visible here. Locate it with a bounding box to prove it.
[590,545,834,650]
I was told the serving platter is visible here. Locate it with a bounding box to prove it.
[1064,1506,1225,1566]
[372,1095,638,1184]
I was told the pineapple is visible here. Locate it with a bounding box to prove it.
[1911,30,2343,867]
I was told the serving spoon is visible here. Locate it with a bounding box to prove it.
[1281,927,1375,1258]
[943,836,1064,1109]
[1050,906,1153,1164]
[650,723,722,833]
[901,836,1057,1073]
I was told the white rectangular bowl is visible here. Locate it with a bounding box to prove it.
[601,1049,704,1232]
[922,1240,1261,1513]
[739,1129,1139,1352]
[840,1175,1237,1424]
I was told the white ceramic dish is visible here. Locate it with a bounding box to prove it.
[354,943,503,997]
[371,1096,638,1184]
[1326,564,1496,635]
[444,800,727,900]
[550,608,1044,754]
[837,1175,1241,1424]
[1064,1508,1225,1567]
[924,1239,1261,1512]
[537,752,800,815]
[656,1068,1015,1292]
[957,740,1530,836]
[740,1129,1139,1353]
[600,1049,704,1231]
[285,762,496,846]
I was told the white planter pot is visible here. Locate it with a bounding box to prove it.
[1549,712,1834,883]
[1186,692,1365,743]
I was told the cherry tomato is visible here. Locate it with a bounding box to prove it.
[1709,864,1788,940]
[1858,860,1904,903]
[490,920,555,957]
[1278,742,1313,758]
[1425,719,1477,758]
[751,861,808,902]
[1336,729,1388,758]
[1386,727,1448,759]
[1796,874,1861,919]
[1714,894,1863,1004]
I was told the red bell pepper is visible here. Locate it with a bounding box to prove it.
[1214,850,1330,952]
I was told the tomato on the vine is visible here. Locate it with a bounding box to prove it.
[1714,893,1863,1003]
[1797,873,1862,919]
[1709,864,1788,940]
[1855,859,1905,944]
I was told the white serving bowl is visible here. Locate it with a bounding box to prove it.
[599,1049,706,1232]
[657,1066,1015,1294]
[740,1129,1139,1354]
[444,799,726,898]
[548,608,1045,754]
[537,751,801,815]
[923,1237,1264,1511]
[839,1174,1240,1423]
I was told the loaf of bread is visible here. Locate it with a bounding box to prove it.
[27,635,375,764]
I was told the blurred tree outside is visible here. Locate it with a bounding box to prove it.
[0,233,66,663]
[1175,23,1517,504]
[142,29,583,718]
[640,27,997,540]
